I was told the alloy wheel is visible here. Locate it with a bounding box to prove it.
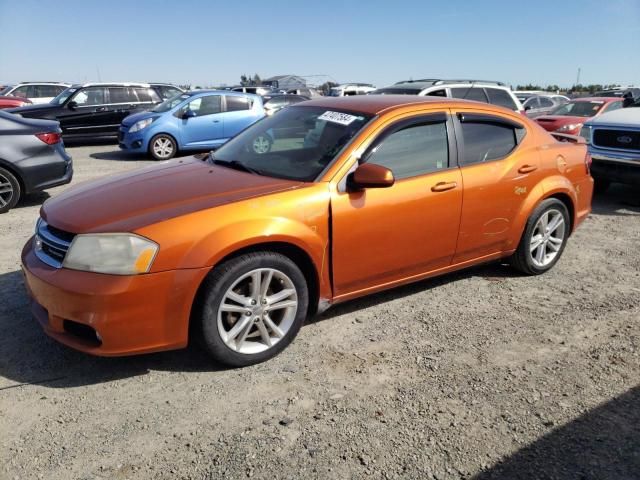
[217,268,298,355]
[0,172,14,209]
[529,208,566,268]
[252,136,271,154]
[153,137,174,159]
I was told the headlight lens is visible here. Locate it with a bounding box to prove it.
[556,123,582,133]
[129,118,154,133]
[62,234,158,275]
[579,125,592,144]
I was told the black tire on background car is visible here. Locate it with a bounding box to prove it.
[196,252,309,367]
[510,198,570,276]
[149,134,177,160]
[0,166,21,214]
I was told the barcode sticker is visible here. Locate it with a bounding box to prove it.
[318,111,359,125]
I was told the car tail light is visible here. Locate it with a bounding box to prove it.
[35,132,62,145]
[585,152,592,174]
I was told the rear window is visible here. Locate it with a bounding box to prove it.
[485,88,518,110]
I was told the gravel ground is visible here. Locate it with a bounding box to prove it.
[1,143,639,480]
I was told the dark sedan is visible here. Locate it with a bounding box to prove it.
[0,111,72,213]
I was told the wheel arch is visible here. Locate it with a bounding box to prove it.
[0,159,26,196]
[148,131,179,153]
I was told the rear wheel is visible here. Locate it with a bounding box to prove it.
[149,134,177,160]
[196,252,308,367]
[0,167,20,214]
[510,198,570,275]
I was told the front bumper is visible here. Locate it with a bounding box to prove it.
[21,239,209,356]
[591,150,640,185]
[118,126,147,152]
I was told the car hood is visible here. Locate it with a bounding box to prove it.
[122,110,160,127]
[41,156,305,234]
[534,115,588,131]
[585,108,640,128]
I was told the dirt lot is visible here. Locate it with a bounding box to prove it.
[1,143,639,480]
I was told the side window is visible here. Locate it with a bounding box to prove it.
[539,97,554,108]
[451,87,488,103]
[365,120,449,179]
[427,89,446,97]
[108,87,135,104]
[523,97,539,109]
[159,86,181,100]
[11,85,30,98]
[225,96,251,112]
[486,88,518,110]
[134,88,159,103]
[72,87,107,106]
[197,95,221,116]
[36,85,62,97]
[603,101,622,113]
[459,117,521,165]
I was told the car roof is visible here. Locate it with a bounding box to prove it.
[70,82,155,88]
[296,95,512,116]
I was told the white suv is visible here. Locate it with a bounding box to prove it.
[328,83,376,96]
[371,79,524,113]
[0,82,71,104]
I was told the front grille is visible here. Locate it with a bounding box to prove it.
[35,220,75,268]
[593,129,640,151]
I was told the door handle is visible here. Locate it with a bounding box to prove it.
[94,106,107,112]
[431,181,457,192]
[518,164,538,174]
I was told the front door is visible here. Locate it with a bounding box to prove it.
[59,86,114,137]
[331,113,463,297]
[180,94,224,147]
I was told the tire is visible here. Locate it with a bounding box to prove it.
[149,134,177,160]
[0,167,21,214]
[593,178,611,194]
[251,134,272,154]
[510,198,570,276]
[196,252,309,367]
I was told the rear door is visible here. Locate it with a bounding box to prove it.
[107,86,142,128]
[179,94,224,147]
[222,95,260,139]
[450,109,542,263]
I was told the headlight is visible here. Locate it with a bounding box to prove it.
[556,123,582,133]
[62,234,158,275]
[579,125,592,144]
[129,118,154,133]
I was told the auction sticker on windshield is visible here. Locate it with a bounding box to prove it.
[318,111,361,126]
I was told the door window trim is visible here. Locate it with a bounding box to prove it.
[359,112,458,178]
[452,112,527,167]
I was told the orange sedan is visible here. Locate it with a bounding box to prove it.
[21,96,593,366]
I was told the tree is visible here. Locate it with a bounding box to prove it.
[318,81,339,95]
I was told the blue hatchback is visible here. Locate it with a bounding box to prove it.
[119,90,266,160]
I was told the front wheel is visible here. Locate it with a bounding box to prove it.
[149,134,177,160]
[196,252,309,367]
[510,198,570,275]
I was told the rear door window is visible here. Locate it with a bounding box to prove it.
[451,87,489,103]
[485,88,518,110]
[135,88,160,103]
[225,96,251,112]
[108,87,136,104]
[458,115,522,165]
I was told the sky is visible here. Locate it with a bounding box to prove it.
[1,0,639,89]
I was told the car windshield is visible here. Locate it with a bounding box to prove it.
[212,106,372,182]
[51,87,77,105]
[0,86,12,95]
[152,93,191,112]
[549,101,604,117]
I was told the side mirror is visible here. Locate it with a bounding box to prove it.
[67,101,78,110]
[182,109,196,119]
[348,163,395,190]
[524,105,531,111]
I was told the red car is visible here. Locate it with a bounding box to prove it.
[0,95,32,109]
[535,97,623,135]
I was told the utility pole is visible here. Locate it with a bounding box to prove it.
[576,67,581,86]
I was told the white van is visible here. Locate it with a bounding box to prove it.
[328,83,376,97]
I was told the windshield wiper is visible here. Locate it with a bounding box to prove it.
[211,157,261,175]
